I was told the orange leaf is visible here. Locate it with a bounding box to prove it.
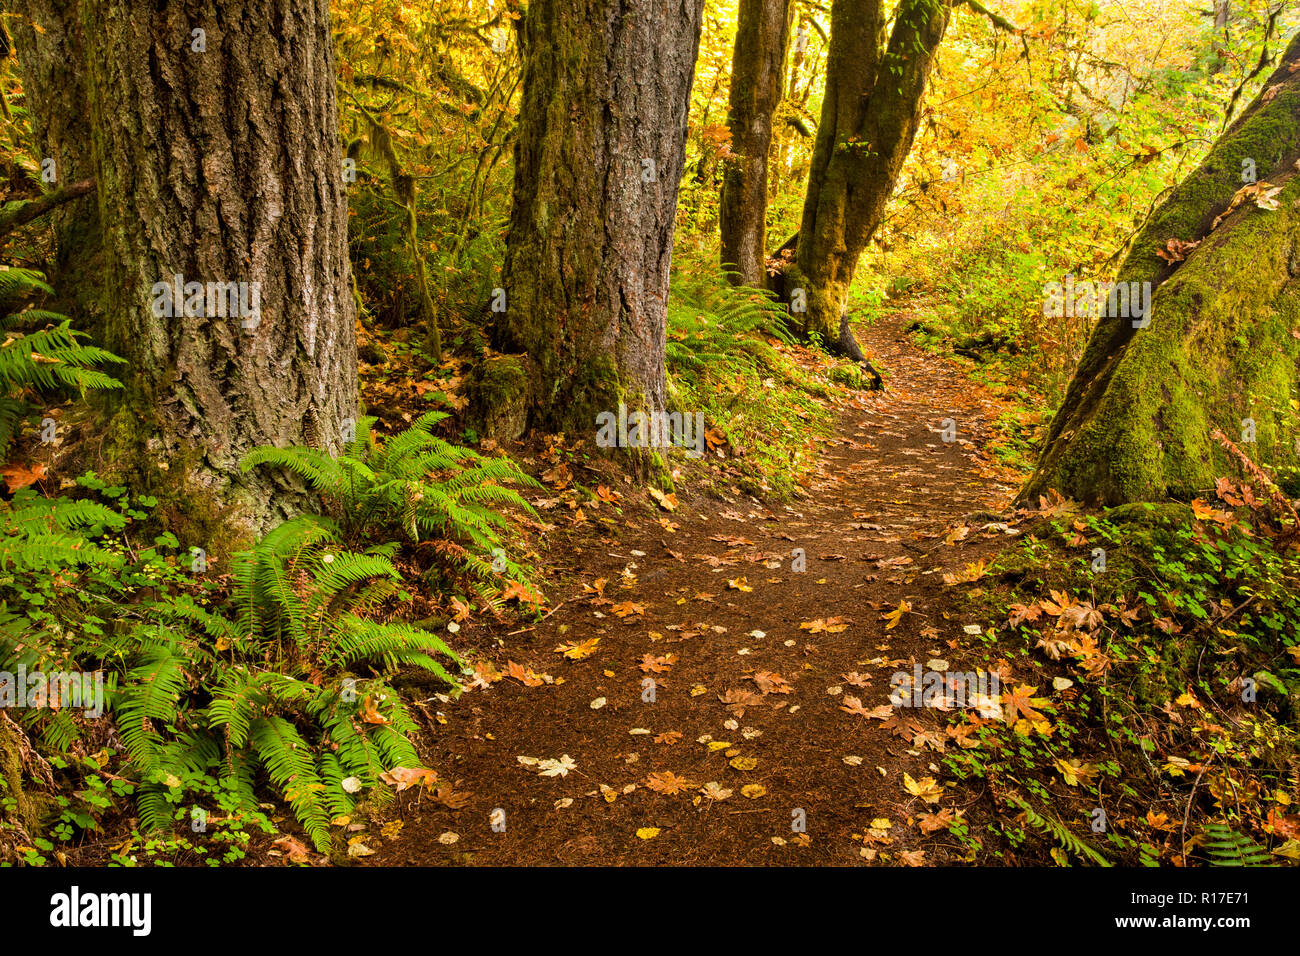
[1,462,46,491]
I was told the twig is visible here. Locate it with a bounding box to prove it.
[506,599,567,636]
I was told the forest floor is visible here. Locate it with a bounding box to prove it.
[363,314,1039,866]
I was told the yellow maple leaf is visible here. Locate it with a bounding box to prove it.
[555,637,600,660]
[902,772,944,804]
[884,600,912,630]
[648,487,677,511]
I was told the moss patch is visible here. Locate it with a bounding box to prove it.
[469,352,531,441]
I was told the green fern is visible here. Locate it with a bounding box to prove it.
[241,410,540,597]
[0,268,124,455]
[0,488,127,571]
[664,257,834,495]
[2,504,461,855]
[1202,823,1274,866]
[1006,795,1112,867]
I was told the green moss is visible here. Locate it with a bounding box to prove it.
[469,352,531,441]
[1027,76,1300,506]
[563,352,623,436]
[98,398,252,558]
[782,262,845,346]
[1036,175,1300,503]
[1127,87,1300,287]
[829,362,864,388]
[0,718,53,838]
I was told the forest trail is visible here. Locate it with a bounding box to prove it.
[370,315,1028,865]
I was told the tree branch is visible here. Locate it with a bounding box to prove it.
[960,0,1019,34]
[959,0,1030,72]
[0,178,96,241]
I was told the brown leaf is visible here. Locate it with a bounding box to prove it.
[360,694,391,725]
[751,670,792,695]
[271,835,312,863]
[917,808,960,834]
[644,770,696,795]
[431,784,472,809]
[1,462,46,492]
[841,696,893,720]
[505,660,546,687]
[639,652,677,674]
[380,766,438,792]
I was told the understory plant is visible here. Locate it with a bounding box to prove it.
[1,482,460,855]
[241,410,538,596]
[0,267,124,456]
[666,256,835,496]
[941,473,1300,866]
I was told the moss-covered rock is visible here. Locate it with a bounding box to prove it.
[829,362,864,388]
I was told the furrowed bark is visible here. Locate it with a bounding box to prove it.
[484,0,705,439]
[80,0,357,542]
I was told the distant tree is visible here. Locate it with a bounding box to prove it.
[785,0,952,362]
[485,0,705,437]
[720,0,790,287]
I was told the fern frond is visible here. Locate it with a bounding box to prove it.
[249,716,332,852]
[1203,823,1274,866]
[1006,795,1111,867]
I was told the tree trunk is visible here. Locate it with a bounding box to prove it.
[6,0,104,334]
[719,0,789,287]
[80,0,357,543]
[1021,34,1300,505]
[787,0,950,360]
[484,0,705,437]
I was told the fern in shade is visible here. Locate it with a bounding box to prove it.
[241,409,539,594]
[1004,794,1111,867]
[0,267,124,456]
[3,507,459,854]
[0,487,127,571]
[1202,823,1274,866]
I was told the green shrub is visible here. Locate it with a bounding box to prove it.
[0,481,460,854]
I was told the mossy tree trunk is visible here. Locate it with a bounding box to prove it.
[1021,34,1300,505]
[488,0,705,435]
[789,0,950,360]
[719,0,790,287]
[6,0,104,335]
[79,0,357,540]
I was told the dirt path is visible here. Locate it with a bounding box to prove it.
[370,314,1026,865]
